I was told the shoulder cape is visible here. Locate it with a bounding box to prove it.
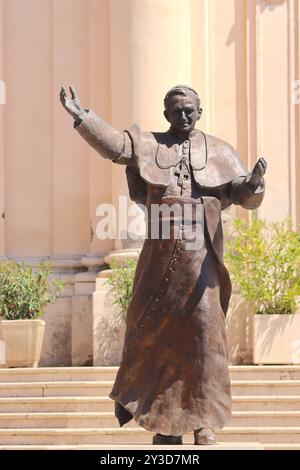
[125,124,248,205]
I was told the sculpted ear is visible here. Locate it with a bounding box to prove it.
[197,108,203,121]
[164,109,170,122]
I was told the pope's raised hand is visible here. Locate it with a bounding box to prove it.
[60,85,84,120]
[248,157,267,190]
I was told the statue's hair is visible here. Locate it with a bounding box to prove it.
[164,85,202,113]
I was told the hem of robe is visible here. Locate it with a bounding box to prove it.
[109,394,231,436]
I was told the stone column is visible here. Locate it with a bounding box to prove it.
[87,0,114,258]
[51,0,96,366]
[71,0,113,366]
[4,0,53,257]
[52,0,90,257]
[254,0,290,222]
[76,0,113,276]
[109,0,192,250]
[0,0,5,257]
[93,0,193,365]
[288,0,300,226]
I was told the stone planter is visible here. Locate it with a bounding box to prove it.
[0,319,46,368]
[93,273,127,366]
[253,313,300,364]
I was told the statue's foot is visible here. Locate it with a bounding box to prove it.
[152,433,183,445]
[194,427,217,445]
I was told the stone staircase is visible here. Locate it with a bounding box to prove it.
[0,366,300,450]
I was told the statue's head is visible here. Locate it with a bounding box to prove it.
[163,85,202,136]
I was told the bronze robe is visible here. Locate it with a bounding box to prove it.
[76,113,265,436]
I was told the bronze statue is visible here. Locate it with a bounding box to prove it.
[60,85,267,445]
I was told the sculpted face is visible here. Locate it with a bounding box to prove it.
[164,93,201,136]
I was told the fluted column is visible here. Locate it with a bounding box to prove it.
[250,0,291,221]
[72,0,112,366]
[87,0,113,258]
[79,0,113,276]
[109,0,192,250]
[4,0,53,256]
[52,0,90,257]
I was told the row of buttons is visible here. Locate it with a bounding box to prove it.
[178,223,186,241]
[123,239,183,354]
[150,242,181,317]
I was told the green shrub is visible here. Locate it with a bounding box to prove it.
[0,261,64,320]
[106,257,137,320]
[225,218,300,314]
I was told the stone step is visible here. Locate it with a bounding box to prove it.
[264,443,300,450]
[0,443,265,450]
[232,396,300,411]
[2,443,300,450]
[1,380,300,397]
[0,381,112,397]
[1,366,300,383]
[1,411,300,429]
[0,411,122,429]
[0,427,300,445]
[0,396,113,413]
[3,443,300,450]
[1,395,300,413]
[228,366,300,381]
[0,367,118,383]
[231,381,300,395]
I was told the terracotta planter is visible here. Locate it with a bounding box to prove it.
[0,319,45,368]
[253,313,300,364]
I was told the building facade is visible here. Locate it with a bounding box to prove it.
[0,0,299,365]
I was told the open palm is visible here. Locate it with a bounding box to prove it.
[249,157,267,189]
[60,85,82,120]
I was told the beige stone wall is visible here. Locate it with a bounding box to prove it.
[0,0,299,365]
[1,0,114,259]
[0,0,5,257]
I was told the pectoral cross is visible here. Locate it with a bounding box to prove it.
[175,160,190,193]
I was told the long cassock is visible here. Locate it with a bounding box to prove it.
[75,111,265,436]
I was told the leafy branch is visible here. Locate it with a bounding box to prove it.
[225,218,300,315]
[106,257,137,321]
[0,261,64,320]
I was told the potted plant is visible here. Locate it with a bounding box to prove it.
[225,218,300,364]
[0,261,64,367]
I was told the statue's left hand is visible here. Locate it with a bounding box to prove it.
[248,157,267,189]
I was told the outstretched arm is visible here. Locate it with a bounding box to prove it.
[230,157,267,210]
[60,86,132,163]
